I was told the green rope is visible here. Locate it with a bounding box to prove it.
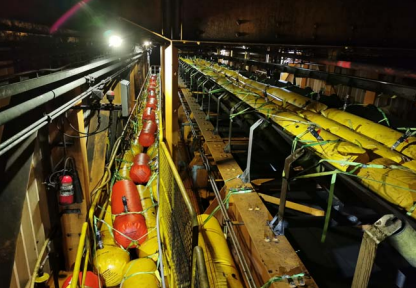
[377,107,390,127]
[202,188,252,226]
[261,273,305,288]
[294,158,416,241]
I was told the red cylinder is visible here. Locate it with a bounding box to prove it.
[148,90,156,98]
[59,175,74,205]
[133,153,150,165]
[62,271,100,288]
[111,180,143,215]
[147,86,155,93]
[139,121,157,147]
[142,107,156,122]
[130,153,151,184]
[113,214,148,248]
[146,97,157,110]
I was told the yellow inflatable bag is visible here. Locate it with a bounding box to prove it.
[357,158,416,218]
[272,112,368,171]
[322,108,416,160]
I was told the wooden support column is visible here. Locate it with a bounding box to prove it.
[129,64,137,108]
[160,46,166,95]
[299,64,309,88]
[163,44,179,154]
[325,65,336,95]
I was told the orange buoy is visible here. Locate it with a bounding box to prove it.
[139,121,157,147]
[146,97,157,110]
[62,271,99,288]
[130,165,152,184]
[143,107,156,122]
[130,153,151,184]
[113,214,147,248]
[148,89,156,98]
[111,180,143,215]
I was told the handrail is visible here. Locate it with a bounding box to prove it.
[191,246,210,288]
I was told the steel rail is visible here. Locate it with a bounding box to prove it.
[0,52,140,100]
[0,56,140,156]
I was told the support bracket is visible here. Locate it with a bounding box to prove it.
[224,101,245,153]
[240,119,264,183]
[269,148,305,235]
[214,93,227,134]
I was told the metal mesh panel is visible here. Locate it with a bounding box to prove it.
[159,142,198,288]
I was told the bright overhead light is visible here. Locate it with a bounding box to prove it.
[109,35,123,47]
[143,41,152,47]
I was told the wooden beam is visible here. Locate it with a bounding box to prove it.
[180,81,318,288]
[259,193,324,216]
[87,112,109,194]
[164,44,179,154]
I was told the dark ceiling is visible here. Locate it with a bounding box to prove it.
[1,0,416,49]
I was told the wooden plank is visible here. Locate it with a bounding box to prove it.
[259,193,325,216]
[180,82,318,287]
[21,192,38,274]
[58,108,89,269]
[15,228,30,288]
[230,193,318,287]
[11,263,20,288]
[129,64,137,110]
[87,111,109,193]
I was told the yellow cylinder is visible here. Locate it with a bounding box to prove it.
[147,143,158,160]
[137,185,158,261]
[300,110,406,164]
[322,108,416,160]
[118,164,132,180]
[357,158,416,218]
[272,112,369,171]
[198,214,243,288]
[122,258,159,288]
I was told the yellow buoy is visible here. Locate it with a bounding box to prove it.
[94,245,130,287]
[121,258,159,288]
[147,143,158,159]
[137,185,158,261]
[138,238,159,261]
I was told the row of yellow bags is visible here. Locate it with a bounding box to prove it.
[182,58,416,219]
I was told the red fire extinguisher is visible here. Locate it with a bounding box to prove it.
[59,175,74,205]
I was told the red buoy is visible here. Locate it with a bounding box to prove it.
[113,214,148,248]
[111,180,143,215]
[62,271,99,288]
[146,97,157,110]
[139,121,157,147]
[133,153,150,165]
[142,107,155,122]
[130,153,152,184]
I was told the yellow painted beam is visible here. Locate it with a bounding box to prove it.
[259,193,325,217]
[163,44,179,153]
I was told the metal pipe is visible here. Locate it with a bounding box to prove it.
[0,58,139,156]
[0,53,140,100]
[0,55,140,126]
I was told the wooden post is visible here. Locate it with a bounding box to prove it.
[164,44,179,154]
[352,215,401,288]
